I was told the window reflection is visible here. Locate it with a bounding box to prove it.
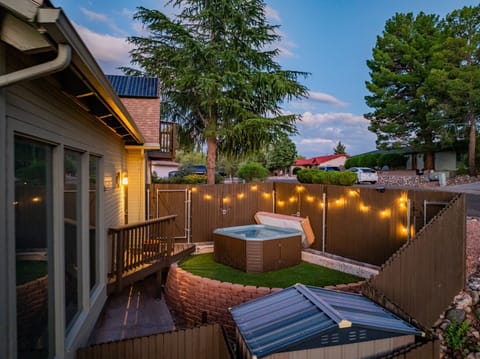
[64,150,80,329]
[15,137,52,359]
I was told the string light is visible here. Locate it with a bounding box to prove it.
[277,200,285,207]
[237,193,245,199]
[204,194,212,200]
[379,209,391,219]
[306,195,315,203]
[250,185,258,191]
[262,192,271,199]
[359,203,370,213]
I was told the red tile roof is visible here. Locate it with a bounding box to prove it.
[294,154,347,166]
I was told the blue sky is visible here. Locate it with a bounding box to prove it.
[53,0,479,158]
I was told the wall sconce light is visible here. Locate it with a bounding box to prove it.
[116,172,128,187]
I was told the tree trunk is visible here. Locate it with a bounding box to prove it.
[206,136,217,184]
[424,151,435,170]
[468,112,477,176]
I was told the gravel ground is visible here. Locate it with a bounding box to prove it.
[467,217,480,277]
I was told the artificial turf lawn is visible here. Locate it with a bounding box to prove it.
[16,260,47,285]
[179,253,362,288]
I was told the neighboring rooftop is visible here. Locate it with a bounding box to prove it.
[294,154,347,167]
[107,75,159,98]
[230,284,423,358]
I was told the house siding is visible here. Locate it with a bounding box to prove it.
[2,45,129,359]
[126,148,146,223]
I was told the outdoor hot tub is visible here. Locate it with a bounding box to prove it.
[213,224,303,273]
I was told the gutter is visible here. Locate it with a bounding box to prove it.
[0,43,71,88]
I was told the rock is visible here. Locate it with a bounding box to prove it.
[475,353,480,359]
[440,321,450,331]
[456,294,473,310]
[475,307,480,320]
[467,354,476,359]
[472,330,480,340]
[471,291,480,305]
[446,308,466,323]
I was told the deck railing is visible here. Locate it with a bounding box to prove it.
[108,215,177,283]
[159,121,176,156]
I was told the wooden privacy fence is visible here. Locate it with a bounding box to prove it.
[148,183,457,266]
[364,194,466,329]
[77,323,231,359]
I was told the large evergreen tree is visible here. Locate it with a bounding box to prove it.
[122,0,308,183]
[365,12,442,169]
[432,6,480,175]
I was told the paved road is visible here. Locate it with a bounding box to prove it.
[442,182,480,218]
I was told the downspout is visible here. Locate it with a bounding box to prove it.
[0,43,71,88]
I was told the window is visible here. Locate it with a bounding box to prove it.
[89,156,100,291]
[64,150,81,329]
[15,137,53,359]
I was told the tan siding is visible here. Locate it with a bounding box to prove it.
[126,148,145,223]
[6,77,127,231]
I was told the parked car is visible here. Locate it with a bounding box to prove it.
[317,166,341,172]
[168,165,207,178]
[348,167,378,184]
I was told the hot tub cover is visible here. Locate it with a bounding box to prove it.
[254,211,315,248]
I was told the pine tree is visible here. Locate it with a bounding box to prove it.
[122,0,308,183]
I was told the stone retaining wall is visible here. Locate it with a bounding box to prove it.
[164,263,364,339]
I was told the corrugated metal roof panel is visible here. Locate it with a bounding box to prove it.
[106,74,159,98]
[230,284,422,358]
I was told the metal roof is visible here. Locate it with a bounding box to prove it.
[230,284,423,358]
[107,75,159,98]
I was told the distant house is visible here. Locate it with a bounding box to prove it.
[230,284,423,359]
[291,154,348,174]
[364,147,460,172]
[0,1,157,358]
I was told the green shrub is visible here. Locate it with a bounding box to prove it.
[297,169,356,186]
[377,153,406,168]
[183,174,207,184]
[236,161,269,182]
[338,171,357,185]
[456,164,469,176]
[445,319,470,352]
[296,168,318,183]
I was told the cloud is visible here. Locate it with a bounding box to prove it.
[73,22,132,71]
[293,112,377,157]
[265,5,281,22]
[309,91,348,107]
[80,8,127,35]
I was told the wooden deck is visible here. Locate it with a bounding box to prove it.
[107,215,195,294]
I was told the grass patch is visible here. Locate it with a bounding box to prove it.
[16,260,47,285]
[179,253,362,288]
